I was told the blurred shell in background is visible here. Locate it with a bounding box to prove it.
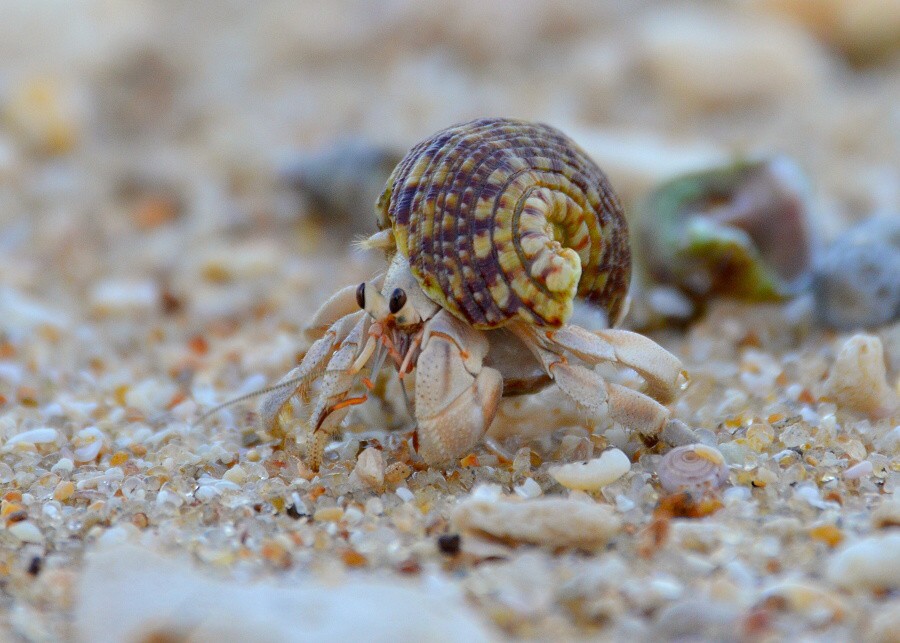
[813,217,900,330]
[280,139,403,240]
[637,156,815,303]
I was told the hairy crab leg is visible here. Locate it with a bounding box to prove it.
[254,310,366,436]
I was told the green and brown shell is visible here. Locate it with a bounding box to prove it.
[637,157,814,302]
[376,118,631,329]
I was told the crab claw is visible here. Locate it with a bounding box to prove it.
[413,309,502,465]
[417,368,502,465]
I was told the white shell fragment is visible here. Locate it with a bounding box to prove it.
[2,427,60,451]
[72,426,106,463]
[452,487,622,550]
[842,460,873,480]
[824,334,898,418]
[826,533,900,592]
[758,581,848,624]
[9,521,44,544]
[352,447,384,490]
[657,444,729,494]
[549,449,631,491]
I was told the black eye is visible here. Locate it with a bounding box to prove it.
[355,283,366,309]
[388,288,407,314]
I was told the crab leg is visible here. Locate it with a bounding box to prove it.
[592,329,686,404]
[509,321,675,435]
[258,310,367,435]
[398,328,424,379]
[544,325,685,404]
[303,314,375,470]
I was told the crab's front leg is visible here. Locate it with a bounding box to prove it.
[413,310,503,466]
[303,314,388,470]
[259,310,367,437]
[259,310,381,470]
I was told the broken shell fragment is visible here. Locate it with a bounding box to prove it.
[452,487,622,550]
[657,444,729,494]
[824,334,898,418]
[549,448,631,491]
[638,156,814,301]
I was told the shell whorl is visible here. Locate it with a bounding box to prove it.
[377,118,631,329]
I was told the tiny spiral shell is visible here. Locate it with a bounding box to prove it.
[657,444,729,494]
[377,118,631,329]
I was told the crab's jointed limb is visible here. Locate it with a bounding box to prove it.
[509,322,686,436]
[259,308,384,470]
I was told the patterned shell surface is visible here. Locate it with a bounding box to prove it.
[377,118,631,329]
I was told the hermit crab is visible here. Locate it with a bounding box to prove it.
[213,119,686,470]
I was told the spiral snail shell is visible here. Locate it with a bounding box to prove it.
[657,444,729,494]
[376,118,631,329]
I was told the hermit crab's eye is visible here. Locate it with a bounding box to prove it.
[389,288,407,314]
[356,283,366,310]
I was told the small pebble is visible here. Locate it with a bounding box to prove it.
[657,444,729,493]
[395,487,415,503]
[281,139,402,239]
[27,556,42,576]
[660,419,701,447]
[437,533,461,556]
[872,498,900,530]
[549,449,631,491]
[869,601,900,643]
[313,507,344,522]
[384,462,411,484]
[285,503,305,520]
[53,481,75,502]
[652,599,740,640]
[223,465,247,485]
[89,279,159,317]
[638,155,813,301]
[514,477,543,499]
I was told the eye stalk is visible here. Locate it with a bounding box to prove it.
[388,288,407,314]
[388,287,421,326]
[358,282,390,320]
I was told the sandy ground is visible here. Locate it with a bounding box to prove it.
[1,2,899,641]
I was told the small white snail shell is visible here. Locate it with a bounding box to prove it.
[657,444,729,493]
